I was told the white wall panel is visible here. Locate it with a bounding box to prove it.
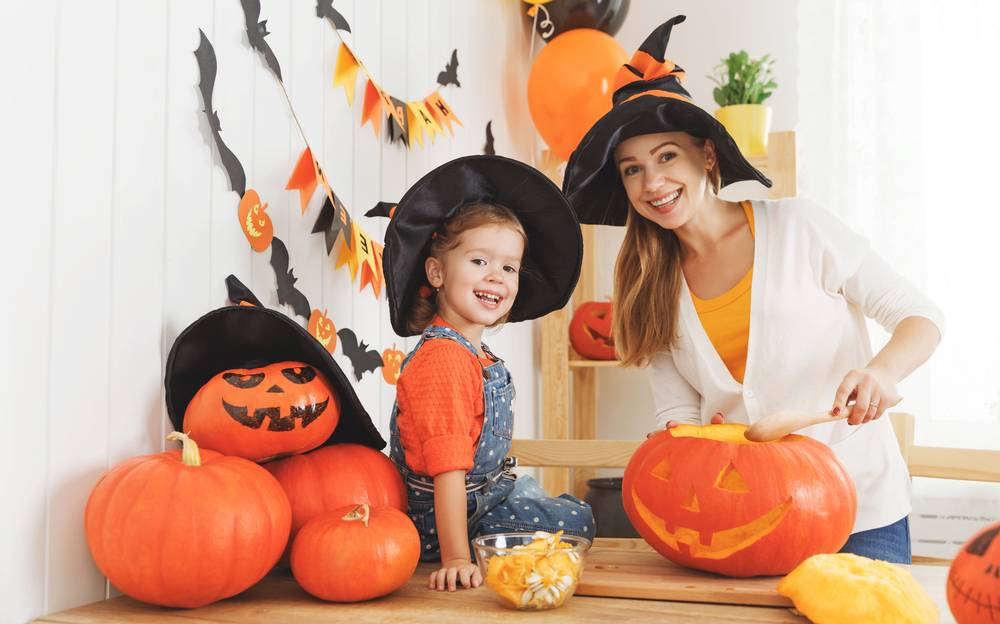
[0,0,58,620]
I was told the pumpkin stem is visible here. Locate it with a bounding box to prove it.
[166,431,202,467]
[342,503,370,527]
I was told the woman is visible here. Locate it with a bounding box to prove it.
[562,15,944,563]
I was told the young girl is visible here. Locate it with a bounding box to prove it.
[383,155,594,592]
[562,16,944,563]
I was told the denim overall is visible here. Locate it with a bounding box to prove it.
[389,324,594,561]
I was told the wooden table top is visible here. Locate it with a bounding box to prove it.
[32,549,956,624]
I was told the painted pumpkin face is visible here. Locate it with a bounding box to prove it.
[308,309,337,355]
[239,189,274,252]
[183,361,340,463]
[381,344,404,385]
[947,521,1000,623]
[569,300,616,360]
[623,424,857,577]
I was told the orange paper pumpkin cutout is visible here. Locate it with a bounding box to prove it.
[947,521,1000,624]
[569,300,617,360]
[623,424,857,577]
[238,189,274,252]
[308,309,337,355]
[381,344,405,385]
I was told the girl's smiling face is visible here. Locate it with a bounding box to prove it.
[613,131,717,230]
[425,224,524,338]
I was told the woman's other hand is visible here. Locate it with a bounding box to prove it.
[429,559,482,592]
[832,367,898,426]
[648,412,723,437]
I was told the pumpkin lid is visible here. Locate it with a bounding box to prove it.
[383,154,583,337]
[163,276,386,451]
[561,15,771,227]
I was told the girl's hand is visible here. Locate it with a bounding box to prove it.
[429,559,482,591]
[832,366,899,426]
[648,413,723,437]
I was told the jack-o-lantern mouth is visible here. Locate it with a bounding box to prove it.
[631,487,792,560]
[222,398,329,431]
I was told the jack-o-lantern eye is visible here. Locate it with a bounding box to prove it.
[223,372,265,389]
[715,462,750,493]
[651,455,673,482]
[282,366,317,384]
[966,524,1000,556]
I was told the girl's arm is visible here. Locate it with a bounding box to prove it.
[833,315,941,425]
[428,469,482,591]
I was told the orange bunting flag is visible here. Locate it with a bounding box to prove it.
[425,91,463,137]
[332,43,361,106]
[361,79,384,139]
[285,147,320,215]
[335,221,369,282]
[407,101,445,149]
[358,240,384,298]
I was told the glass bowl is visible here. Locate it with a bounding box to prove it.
[472,531,591,611]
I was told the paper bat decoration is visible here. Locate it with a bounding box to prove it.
[364,202,396,219]
[269,237,311,322]
[316,0,351,32]
[484,120,496,156]
[312,194,354,255]
[437,49,460,87]
[337,327,384,381]
[240,0,282,82]
[194,30,247,198]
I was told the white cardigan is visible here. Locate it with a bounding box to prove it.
[648,198,946,533]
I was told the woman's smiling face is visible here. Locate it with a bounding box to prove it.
[613,131,717,230]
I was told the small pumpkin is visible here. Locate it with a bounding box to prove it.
[84,432,291,609]
[238,189,274,252]
[183,361,340,463]
[947,520,1000,623]
[291,503,420,602]
[623,423,857,577]
[308,309,337,355]
[381,343,405,385]
[569,300,617,360]
[778,553,939,623]
[263,442,407,566]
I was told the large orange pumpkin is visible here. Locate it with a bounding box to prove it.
[263,442,407,566]
[291,503,420,602]
[623,424,857,577]
[947,520,1000,623]
[84,432,291,608]
[183,361,340,463]
[569,300,617,360]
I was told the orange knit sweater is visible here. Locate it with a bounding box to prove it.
[395,319,491,476]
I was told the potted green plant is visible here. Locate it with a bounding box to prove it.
[708,51,777,157]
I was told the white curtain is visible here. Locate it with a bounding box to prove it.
[798,0,1000,556]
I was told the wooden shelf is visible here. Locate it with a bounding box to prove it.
[539,131,798,499]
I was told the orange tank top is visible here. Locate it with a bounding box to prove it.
[690,201,754,384]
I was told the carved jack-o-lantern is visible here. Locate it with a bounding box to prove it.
[948,521,1000,623]
[569,300,617,360]
[183,361,340,463]
[623,424,857,577]
[381,344,405,385]
[239,189,274,252]
[308,309,337,355]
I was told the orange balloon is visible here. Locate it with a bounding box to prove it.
[527,29,628,162]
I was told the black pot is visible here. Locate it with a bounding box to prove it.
[584,477,640,538]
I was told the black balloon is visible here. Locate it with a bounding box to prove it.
[525,0,630,41]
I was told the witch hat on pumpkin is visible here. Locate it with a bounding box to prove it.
[563,15,772,227]
[164,275,385,452]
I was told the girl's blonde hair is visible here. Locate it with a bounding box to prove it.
[405,202,528,335]
[612,135,720,367]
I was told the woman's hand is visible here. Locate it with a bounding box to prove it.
[832,367,898,426]
[429,559,482,591]
[649,413,723,437]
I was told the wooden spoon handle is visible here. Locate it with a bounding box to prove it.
[743,396,902,443]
